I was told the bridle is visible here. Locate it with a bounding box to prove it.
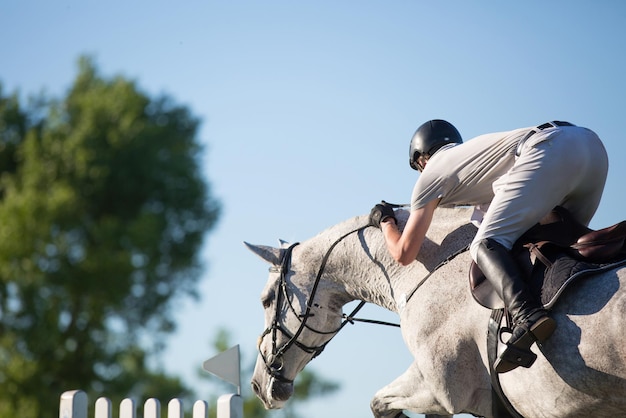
[257,220,470,384]
[258,226,370,384]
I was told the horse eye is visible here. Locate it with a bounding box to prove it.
[261,291,274,309]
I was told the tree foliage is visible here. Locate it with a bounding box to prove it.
[0,57,220,418]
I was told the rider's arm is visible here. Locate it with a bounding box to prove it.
[381,198,439,266]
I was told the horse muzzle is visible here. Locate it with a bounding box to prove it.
[251,375,294,409]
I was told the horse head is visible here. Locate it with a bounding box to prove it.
[245,239,348,409]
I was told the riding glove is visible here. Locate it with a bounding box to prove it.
[369,202,397,228]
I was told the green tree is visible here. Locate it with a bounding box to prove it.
[0,57,220,418]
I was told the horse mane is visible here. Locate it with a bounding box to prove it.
[303,206,477,273]
[414,206,477,270]
[311,206,474,239]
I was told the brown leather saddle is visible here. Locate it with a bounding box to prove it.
[470,206,626,310]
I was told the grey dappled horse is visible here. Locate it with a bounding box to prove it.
[247,207,626,417]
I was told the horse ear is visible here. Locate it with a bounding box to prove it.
[278,239,291,248]
[244,242,284,266]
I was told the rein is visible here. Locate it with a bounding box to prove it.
[404,243,470,303]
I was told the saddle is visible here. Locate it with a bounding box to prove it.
[470,206,626,310]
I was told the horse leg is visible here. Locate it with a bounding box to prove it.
[370,362,454,418]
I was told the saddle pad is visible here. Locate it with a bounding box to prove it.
[471,254,626,311]
[536,254,626,309]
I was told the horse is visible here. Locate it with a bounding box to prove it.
[247,206,626,417]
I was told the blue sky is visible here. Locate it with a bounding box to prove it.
[2,1,626,417]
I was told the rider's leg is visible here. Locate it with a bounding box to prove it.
[470,126,607,372]
[474,237,556,373]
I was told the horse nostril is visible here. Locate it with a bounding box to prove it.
[251,380,261,396]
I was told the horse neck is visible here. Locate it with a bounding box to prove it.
[301,207,475,313]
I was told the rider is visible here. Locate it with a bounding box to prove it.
[369,119,609,373]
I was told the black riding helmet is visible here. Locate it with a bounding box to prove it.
[409,119,462,171]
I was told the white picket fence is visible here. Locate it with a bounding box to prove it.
[59,390,243,418]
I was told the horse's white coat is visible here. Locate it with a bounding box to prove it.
[249,207,626,417]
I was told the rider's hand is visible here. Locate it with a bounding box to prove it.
[369,201,397,228]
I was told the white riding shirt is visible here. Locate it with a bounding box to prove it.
[410,123,609,261]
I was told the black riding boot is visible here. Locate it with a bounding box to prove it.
[475,238,556,373]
